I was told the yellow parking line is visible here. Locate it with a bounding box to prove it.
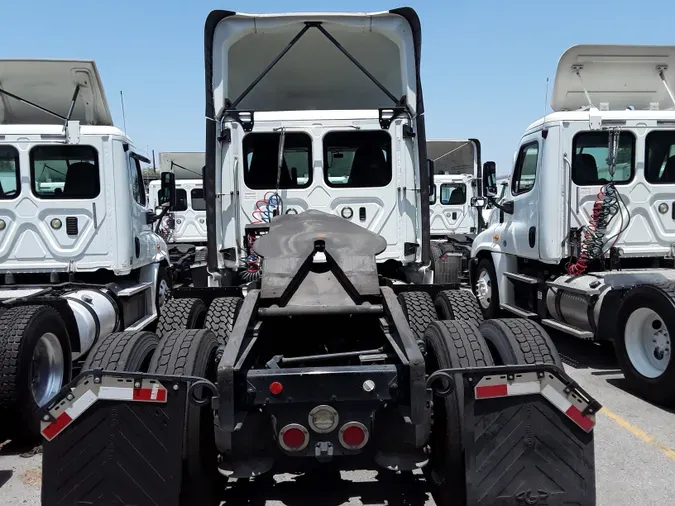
[600,407,675,461]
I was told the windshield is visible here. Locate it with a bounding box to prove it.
[0,146,20,200]
[243,132,312,190]
[323,130,392,187]
[30,145,100,199]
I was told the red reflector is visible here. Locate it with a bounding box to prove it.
[475,384,508,399]
[269,381,283,395]
[342,425,365,447]
[282,427,306,449]
[566,405,595,432]
[42,411,73,440]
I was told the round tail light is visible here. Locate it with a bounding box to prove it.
[279,423,309,452]
[338,421,369,450]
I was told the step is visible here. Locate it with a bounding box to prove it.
[541,318,594,340]
[504,272,538,285]
[545,280,600,296]
[117,282,153,297]
[500,303,537,318]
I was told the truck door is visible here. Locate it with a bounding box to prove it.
[429,179,472,236]
[500,134,541,259]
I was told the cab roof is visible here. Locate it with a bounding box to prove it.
[0,59,112,126]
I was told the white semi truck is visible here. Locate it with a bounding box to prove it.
[0,59,171,437]
[149,151,207,245]
[473,44,675,406]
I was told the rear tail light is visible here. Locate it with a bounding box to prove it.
[338,421,369,450]
[279,423,309,452]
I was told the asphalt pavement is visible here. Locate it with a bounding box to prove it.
[1,333,674,506]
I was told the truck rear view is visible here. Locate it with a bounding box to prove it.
[38,8,601,506]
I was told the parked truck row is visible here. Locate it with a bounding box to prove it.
[21,7,605,506]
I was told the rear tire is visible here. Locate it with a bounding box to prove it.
[204,297,243,344]
[82,331,160,372]
[615,283,675,406]
[479,318,562,368]
[434,289,484,323]
[397,291,437,342]
[423,320,494,506]
[156,297,207,338]
[0,305,71,439]
[149,329,221,506]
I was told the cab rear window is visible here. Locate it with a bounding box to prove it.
[30,145,100,199]
[0,146,20,200]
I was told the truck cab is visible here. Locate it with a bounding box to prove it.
[471,44,675,407]
[427,139,483,240]
[187,9,434,287]
[0,59,170,436]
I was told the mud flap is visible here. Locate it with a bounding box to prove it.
[40,371,192,506]
[461,365,600,505]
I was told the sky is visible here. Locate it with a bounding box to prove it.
[2,0,674,175]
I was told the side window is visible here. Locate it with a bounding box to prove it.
[174,189,188,212]
[0,146,20,199]
[429,184,436,204]
[30,145,99,199]
[511,141,539,195]
[323,130,392,187]
[573,131,634,185]
[128,154,146,207]
[191,188,206,211]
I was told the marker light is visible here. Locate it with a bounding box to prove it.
[341,207,354,219]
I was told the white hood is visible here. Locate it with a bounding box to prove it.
[0,59,112,125]
[206,10,420,113]
[551,44,675,112]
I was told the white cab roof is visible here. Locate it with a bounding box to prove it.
[551,45,675,112]
[0,59,112,125]
[209,10,419,112]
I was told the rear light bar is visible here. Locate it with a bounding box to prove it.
[338,421,369,450]
[279,423,310,452]
[41,378,167,441]
[474,370,597,432]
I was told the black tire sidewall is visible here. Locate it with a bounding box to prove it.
[615,286,675,396]
[479,321,518,365]
[434,293,455,320]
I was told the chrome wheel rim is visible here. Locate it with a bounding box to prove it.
[475,269,492,309]
[31,332,65,407]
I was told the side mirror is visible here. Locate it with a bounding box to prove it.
[427,158,435,194]
[482,161,497,196]
[159,171,176,208]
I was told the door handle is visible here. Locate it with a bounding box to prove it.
[528,226,536,248]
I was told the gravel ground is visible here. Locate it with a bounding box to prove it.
[1,333,674,506]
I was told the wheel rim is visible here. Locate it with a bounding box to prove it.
[157,279,170,308]
[625,307,671,379]
[31,332,65,407]
[475,269,492,309]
